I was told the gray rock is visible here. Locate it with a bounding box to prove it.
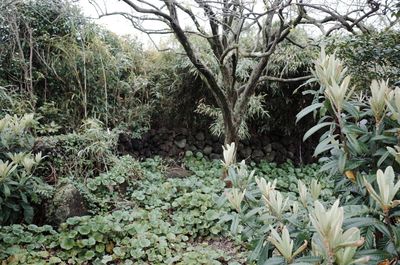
[211,134,220,142]
[174,138,187,149]
[195,132,205,141]
[242,146,252,158]
[166,167,192,178]
[175,134,186,141]
[46,183,87,225]
[178,128,188,135]
[203,146,213,155]
[252,149,264,158]
[195,141,205,149]
[212,143,221,153]
[264,143,272,153]
[169,146,179,156]
[282,137,292,146]
[188,145,197,151]
[210,153,222,160]
[271,142,284,151]
[266,151,276,162]
[250,137,261,146]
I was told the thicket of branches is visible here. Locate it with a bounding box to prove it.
[91,0,398,149]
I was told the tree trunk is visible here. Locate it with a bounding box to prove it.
[224,122,238,147]
[223,112,239,161]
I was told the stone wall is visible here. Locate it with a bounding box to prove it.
[120,127,315,164]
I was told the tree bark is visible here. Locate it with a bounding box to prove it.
[222,111,239,162]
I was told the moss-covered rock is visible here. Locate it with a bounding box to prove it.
[46,183,88,225]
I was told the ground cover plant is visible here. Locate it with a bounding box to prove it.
[0,136,331,264]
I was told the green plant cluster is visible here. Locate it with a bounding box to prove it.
[0,114,53,225]
[37,119,119,180]
[0,146,333,264]
[331,30,400,88]
[129,156,229,237]
[232,49,400,264]
[298,49,400,178]
[0,209,245,265]
[223,157,399,264]
[0,0,154,134]
[255,161,333,198]
[85,155,143,212]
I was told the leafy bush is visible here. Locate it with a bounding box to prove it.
[0,114,53,225]
[36,119,119,181]
[0,0,154,134]
[298,49,400,177]
[332,31,400,88]
[222,143,400,264]
[234,49,400,264]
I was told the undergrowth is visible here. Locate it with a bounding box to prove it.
[0,153,326,264]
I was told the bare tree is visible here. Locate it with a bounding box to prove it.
[91,0,386,151]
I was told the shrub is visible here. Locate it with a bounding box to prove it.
[221,142,400,264]
[36,119,119,181]
[0,114,53,225]
[297,49,400,177]
[332,31,400,88]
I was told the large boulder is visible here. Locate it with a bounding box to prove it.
[46,183,88,226]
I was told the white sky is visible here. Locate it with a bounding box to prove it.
[79,1,135,35]
[78,0,169,48]
[78,0,320,48]
[78,0,398,49]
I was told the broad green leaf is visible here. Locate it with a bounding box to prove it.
[263,256,285,265]
[296,103,323,123]
[338,151,347,173]
[60,237,75,250]
[78,225,91,235]
[313,135,336,156]
[303,122,333,141]
[343,101,360,120]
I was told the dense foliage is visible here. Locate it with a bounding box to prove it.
[0,147,330,264]
[0,0,399,264]
[0,114,53,225]
[223,149,400,264]
[332,31,400,88]
[0,0,153,135]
